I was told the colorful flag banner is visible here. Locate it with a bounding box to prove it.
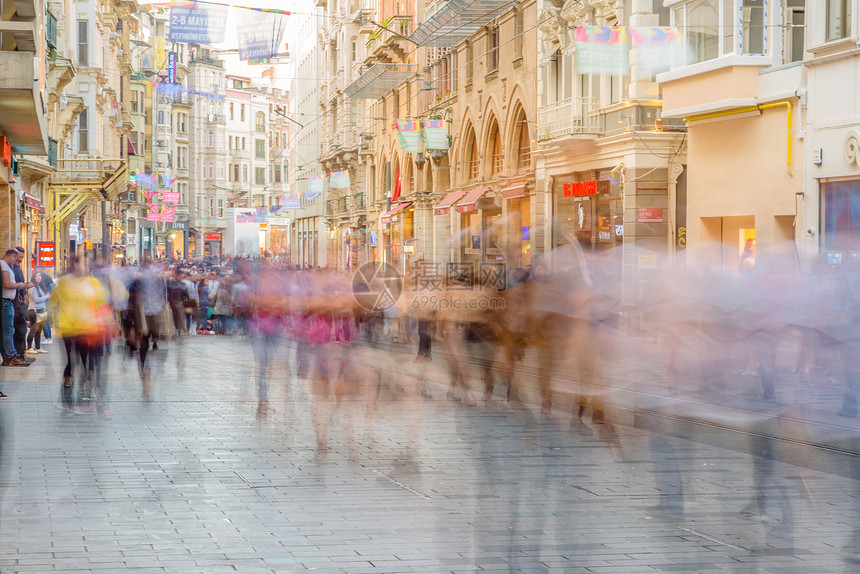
[306,175,324,200]
[628,27,686,73]
[161,173,177,188]
[396,119,423,153]
[281,192,301,209]
[168,1,229,44]
[236,211,256,223]
[162,191,180,203]
[330,171,351,190]
[146,204,160,221]
[575,25,629,77]
[237,11,287,61]
[422,119,449,150]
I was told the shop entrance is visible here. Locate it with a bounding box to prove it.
[700,215,755,274]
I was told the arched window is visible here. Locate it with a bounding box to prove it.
[464,127,479,181]
[487,119,502,176]
[255,111,265,133]
[514,108,531,172]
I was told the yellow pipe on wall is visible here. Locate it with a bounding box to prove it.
[683,100,793,177]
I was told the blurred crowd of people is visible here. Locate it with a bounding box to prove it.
[6,239,860,439]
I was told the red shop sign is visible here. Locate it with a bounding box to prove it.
[37,241,55,268]
[0,137,11,168]
[563,180,610,197]
[638,206,663,222]
[205,233,221,241]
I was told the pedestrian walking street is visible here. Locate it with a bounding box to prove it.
[2,335,860,574]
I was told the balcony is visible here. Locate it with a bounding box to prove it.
[0,51,47,154]
[230,149,249,158]
[537,97,601,142]
[191,55,225,69]
[205,114,226,124]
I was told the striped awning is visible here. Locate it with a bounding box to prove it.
[433,190,467,215]
[455,187,489,213]
[381,201,413,223]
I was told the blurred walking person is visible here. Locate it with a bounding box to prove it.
[51,255,115,413]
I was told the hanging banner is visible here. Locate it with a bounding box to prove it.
[423,119,449,149]
[162,191,180,203]
[168,1,229,44]
[167,52,177,83]
[575,25,629,76]
[237,11,287,61]
[155,37,166,69]
[396,119,423,153]
[281,192,301,209]
[306,175,324,200]
[628,27,686,73]
[330,171,351,189]
[146,204,160,221]
[161,173,177,188]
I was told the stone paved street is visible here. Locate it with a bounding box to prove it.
[1,335,860,573]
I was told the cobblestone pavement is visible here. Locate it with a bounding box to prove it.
[1,335,860,573]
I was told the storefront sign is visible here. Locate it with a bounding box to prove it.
[25,195,41,209]
[0,136,11,167]
[638,206,663,222]
[563,180,610,197]
[205,233,221,241]
[169,220,189,231]
[36,242,55,268]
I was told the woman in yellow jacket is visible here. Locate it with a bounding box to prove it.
[51,255,115,412]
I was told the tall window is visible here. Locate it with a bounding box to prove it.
[240,104,245,122]
[78,108,88,152]
[77,21,88,66]
[827,0,852,41]
[274,165,282,183]
[229,103,234,120]
[255,167,265,185]
[673,0,768,64]
[255,139,265,159]
[218,199,224,217]
[242,165,248,182]
[489,122,502,175]
[788,7,805,62]
[255,112,265,132]
[229,135,233,149]
[465,129,479,180]
[516,110,531,172]
[465,41,473,86]
[232,164,239,182]
[488,27,500,72]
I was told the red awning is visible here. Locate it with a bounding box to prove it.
[127,138,137,156]
[501,185,525,199]
[381,202,412,223]
[455,186,489,213]
[434,190,467,215]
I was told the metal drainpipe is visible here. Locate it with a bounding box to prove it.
[683,101,793,176]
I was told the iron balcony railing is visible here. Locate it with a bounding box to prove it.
[537,97,601,141]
